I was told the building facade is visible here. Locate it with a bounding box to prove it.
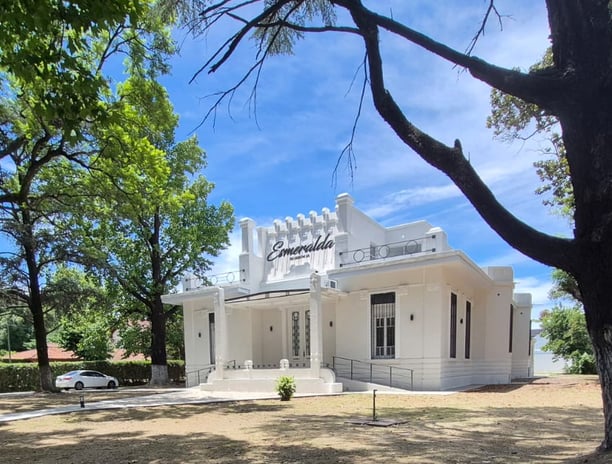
[163,193,532,393]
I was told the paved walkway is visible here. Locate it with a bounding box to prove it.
[0,388,282,423]
[0,385,465,423]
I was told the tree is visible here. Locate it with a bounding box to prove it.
[71,76,234,385]
[53,268,114,361]
[0,309,33,355]
[0,0,174,391]
[488,51,593,373]
[173,0,612,450]
[540,306,596,374]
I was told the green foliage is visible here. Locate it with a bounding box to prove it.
[540,306,596,374]
[166,313,185,360]
[487,49,573,219]
[0,363,41,392]
[275,375,296,401]
[0,360,185,392]
[116,321,152,360]
[0,0,177,391]
[549,268,582,303]
[40,268,113,361]
[64,74,234,376]
[0,309,33,353]
[252,0,336,55]
[0,0,175,136]
[57,313,113,362]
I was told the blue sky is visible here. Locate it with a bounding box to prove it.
[158,0,566,320]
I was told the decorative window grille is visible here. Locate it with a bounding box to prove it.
[292,311,300,357]
[371,292,396,359]
[305,310,311,357]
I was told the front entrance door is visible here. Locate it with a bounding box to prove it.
[288,308,310,367]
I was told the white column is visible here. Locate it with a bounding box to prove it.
[309,273,323,377]
[213,287,227,379]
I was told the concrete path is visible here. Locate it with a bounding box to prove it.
[0,388,281,423]
[0,384,467,423]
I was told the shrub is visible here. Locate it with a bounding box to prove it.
[0,360,185,392]
[275,375,296,401]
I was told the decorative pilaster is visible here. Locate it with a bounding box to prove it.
[213,287,226,379]
[309,273,323,377]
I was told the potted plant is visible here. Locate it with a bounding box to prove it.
[275,375,296,401]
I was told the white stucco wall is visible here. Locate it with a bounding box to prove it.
[165,193,533,392]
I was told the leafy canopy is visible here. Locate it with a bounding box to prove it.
[540,306,596,374]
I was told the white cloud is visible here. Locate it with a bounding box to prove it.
[209,229,242,276]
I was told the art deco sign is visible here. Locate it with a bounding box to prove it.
[266,233,335,262]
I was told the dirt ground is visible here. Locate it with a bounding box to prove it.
[0,375,610,464]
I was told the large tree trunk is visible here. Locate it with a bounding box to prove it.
[22,219,55,392]
[149,295,169,386]
[550,1,612,450]
[148,210,168,386]
[579,277,612,450]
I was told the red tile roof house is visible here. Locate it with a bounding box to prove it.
[6,343,80,362]
[3,343,145,362]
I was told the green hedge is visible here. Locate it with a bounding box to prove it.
[0,360,185,392]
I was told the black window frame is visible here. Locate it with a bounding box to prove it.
[370,292,396,359]
[450,292,457,359]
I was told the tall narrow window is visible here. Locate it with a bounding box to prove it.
[465,301,472,359]
[371,292,395,359]
[208,312,215,364]
[528,319,532,356]
[305,310,311,357]
[292,311,300,357]
[509,304,514,353]
[450,293,457,358]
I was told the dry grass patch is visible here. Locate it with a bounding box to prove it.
[0,375,609,463]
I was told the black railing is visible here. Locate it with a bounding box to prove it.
[184,360,237,387]
[338,236,435,267]
[183,270,245,291]
[332,356,414,390]
[185,365,215,387]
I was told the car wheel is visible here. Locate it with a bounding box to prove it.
[75,381,84,390]
[107,380,116,389]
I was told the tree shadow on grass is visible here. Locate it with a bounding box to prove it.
[1,397,608,463]
[1,428,254,464]
[65,400,287,423]
[250,404,605,463]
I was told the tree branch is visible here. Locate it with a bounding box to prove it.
[333,0,568,113]
[346,0,577,272]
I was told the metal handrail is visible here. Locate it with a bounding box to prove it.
[332,356,414,391]
[185,365,215,387]
[184,360,238,387]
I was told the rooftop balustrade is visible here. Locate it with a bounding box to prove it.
[338,236,436,268]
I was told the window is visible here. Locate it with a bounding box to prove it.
[305,310,311,357]
[528,319,532,356]
[450,293,457,358]
[465,301,472,359]
[509,304,514,353]
[292,311,300,357]
[208,312,215,364]
[371,292,395,359]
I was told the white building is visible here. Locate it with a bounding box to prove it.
[162,193,533,393]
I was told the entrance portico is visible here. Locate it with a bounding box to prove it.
[163,272,343,393]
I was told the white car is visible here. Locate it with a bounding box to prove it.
[55,370,119,390]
